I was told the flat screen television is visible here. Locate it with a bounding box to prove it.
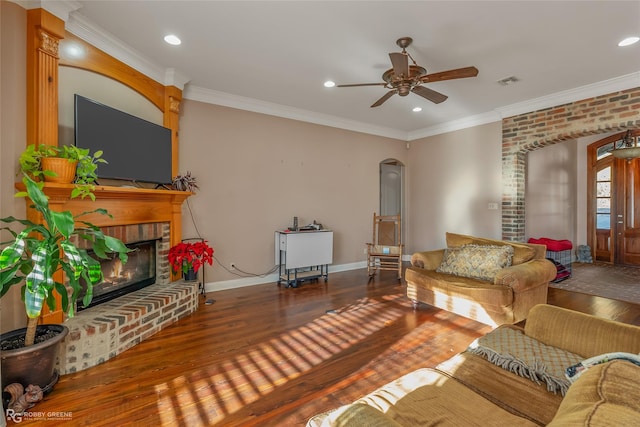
[74,94,173,185]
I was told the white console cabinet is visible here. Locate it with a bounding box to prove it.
[275,230,333,287]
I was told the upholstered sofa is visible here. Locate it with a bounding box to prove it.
[307,304,640,426]
[405,232,557,326]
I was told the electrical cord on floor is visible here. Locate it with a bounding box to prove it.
[185,198,279,278]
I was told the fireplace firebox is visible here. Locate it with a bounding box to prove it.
[77,239,158,311]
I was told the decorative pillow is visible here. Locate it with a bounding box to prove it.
[445,232,535,265]
[548,360,640,426]
[436,244,514,281]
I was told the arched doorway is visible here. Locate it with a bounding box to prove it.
[379,158,404,242]
[587,130,640,265]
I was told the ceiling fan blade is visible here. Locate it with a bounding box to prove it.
[371,90,397,108]
[337,82,387,88]
[412,86,448,104]
[421,66,479,83]
[389,52,409,77]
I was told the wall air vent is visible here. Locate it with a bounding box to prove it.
[497,76,520,86]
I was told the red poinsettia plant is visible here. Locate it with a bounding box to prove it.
[168,240,214,275]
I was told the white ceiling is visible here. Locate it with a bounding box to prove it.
[42,0,640,140]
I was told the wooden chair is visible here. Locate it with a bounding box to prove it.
[366,213,403,280]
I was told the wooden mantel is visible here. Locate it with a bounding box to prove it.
[17,182,192,323]
[20,183,191,232]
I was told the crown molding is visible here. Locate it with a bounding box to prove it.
[164,68,190,91]
[406,72,640,140]
[185,73,640,142]
[183,85,408,140]
[64,12,170,86]
[407,111,501,141]
[19,0,81,21]
[495,72,640,119]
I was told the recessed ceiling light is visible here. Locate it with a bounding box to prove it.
[164,34,181,46]
[324,81,336,88]
[412,107,422,112]
[63,42,84,58]
[618,36,639,47]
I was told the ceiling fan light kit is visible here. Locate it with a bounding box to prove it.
[612,130,640,161]
[337,37,478,108]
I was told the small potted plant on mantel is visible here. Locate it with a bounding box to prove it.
[168,240,214,281]
[19,143,106,200]
[171,171,199,193]
[0,172,130,411]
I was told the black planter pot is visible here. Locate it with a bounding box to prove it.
[183,267,198,281]
[0,324,68,394]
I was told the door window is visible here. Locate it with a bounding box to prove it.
[596,166,611,230]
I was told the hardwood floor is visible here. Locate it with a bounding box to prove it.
[18,267,640,426]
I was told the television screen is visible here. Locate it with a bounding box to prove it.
[74,94,173,184]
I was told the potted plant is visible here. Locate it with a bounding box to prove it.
[18,144,106,200]
[171,171,199,192]
[168,240,213,280]
[0,174,130,396]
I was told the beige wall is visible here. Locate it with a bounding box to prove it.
[0,0,27,332]
[526,132,616,252]
[58,66,163,147]
[526,140,578,244]
[178,100,407,286]
[406,122,504,251]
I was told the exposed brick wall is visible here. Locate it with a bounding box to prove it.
[502,87,640,241]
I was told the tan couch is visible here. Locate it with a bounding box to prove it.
[405,232,557,326]
[307,304,640,426]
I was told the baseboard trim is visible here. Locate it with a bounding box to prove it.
[205,261,367,292]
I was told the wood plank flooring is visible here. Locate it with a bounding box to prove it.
[17,266,640,426]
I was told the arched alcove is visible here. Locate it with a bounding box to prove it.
[380,158,405,243]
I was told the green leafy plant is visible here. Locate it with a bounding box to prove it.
[19,144,106,200]
[0,175,131,347]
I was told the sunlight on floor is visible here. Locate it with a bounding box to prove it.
[155,295,408,426]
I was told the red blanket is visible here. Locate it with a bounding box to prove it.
[528,237,572,252]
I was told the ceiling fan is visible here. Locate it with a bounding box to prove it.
[337,37,479,108]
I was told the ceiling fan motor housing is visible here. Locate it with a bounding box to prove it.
[382,66,427,85]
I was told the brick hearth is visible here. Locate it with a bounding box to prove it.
[58,280,199,374]
[58,221,199,374]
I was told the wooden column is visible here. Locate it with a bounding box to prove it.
[27,9,65,149]
[164,86,182,180]
[26,9,65,323]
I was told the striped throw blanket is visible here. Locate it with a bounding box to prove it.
[468,327,583,395]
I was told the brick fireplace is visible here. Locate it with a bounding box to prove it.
[74,223,169,310]
[20,183,196,374]
[60,282,198,373]
[59,221,200,374]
